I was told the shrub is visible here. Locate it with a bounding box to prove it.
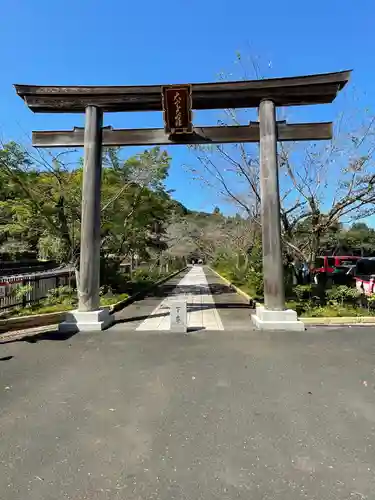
[293,284,322,303]
[245,241,264,297]
[326,285,360,306]
[44,286,76,306]
[246,271,264,297]
[230,267,247,286]
[366,293,375,312]
[294,284,313,301]
[11,283,33,301]
[132,268,158,281]
[100,257,126,291]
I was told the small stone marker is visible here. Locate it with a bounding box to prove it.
[170,300,187,333]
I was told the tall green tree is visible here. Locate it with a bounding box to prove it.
[0,142,174,272]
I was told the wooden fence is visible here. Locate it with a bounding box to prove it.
[0,269,75,311]
[0,260,57,277]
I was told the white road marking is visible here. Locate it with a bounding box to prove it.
[136,266,224,331]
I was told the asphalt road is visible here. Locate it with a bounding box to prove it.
[0,267,375,499]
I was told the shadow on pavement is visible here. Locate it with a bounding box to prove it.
[115,302,252,325]
[0,355,13,361]
[115,313,167,325]
[0,329,77,345]
[150,283,232,299]
[187,326,206,333]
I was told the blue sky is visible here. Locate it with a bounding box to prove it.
[1,0,375,214]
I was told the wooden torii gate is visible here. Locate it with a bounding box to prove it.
[14,70,350,332]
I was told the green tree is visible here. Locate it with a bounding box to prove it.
[0,142,174,275]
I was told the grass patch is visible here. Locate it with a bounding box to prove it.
[300,305,375,318]
[8,303,74,317]
[3,292,130,318]
[286,300,375,318]
[213,266,263,301]
[100,293,129,307]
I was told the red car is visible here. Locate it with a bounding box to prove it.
[311,256,361,282]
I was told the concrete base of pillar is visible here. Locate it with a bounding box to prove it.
[58,307,114,333]
[252,304,305,331]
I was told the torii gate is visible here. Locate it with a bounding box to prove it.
[14,70,350,332]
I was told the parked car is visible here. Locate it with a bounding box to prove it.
[311,255,361,284]
[331,264,356,286]
[353,257,375,296]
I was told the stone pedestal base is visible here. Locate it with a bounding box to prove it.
[59,308,114,333]
[169,300,187,333]
[252,305,305,331]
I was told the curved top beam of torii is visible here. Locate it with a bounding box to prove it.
[14,70,351,113]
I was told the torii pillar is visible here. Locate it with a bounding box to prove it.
[60,105,113,332]
[251,99,304,330]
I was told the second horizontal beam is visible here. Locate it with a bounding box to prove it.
[32,122,332,148]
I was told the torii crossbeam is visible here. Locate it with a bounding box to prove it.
[14,70,351,332]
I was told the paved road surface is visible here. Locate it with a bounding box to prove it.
[0,266,375,499]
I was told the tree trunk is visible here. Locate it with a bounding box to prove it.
[244,253,249,269]
[130,253,134,280]
[310,230,321,265]
[158,253,163,276]
[56,195,74,264]
[236,252,240,270]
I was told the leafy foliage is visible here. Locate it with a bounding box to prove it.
[11,284,33,301]
[44,286,76,306]
[0,142,179,273]
[326,285,361,306]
